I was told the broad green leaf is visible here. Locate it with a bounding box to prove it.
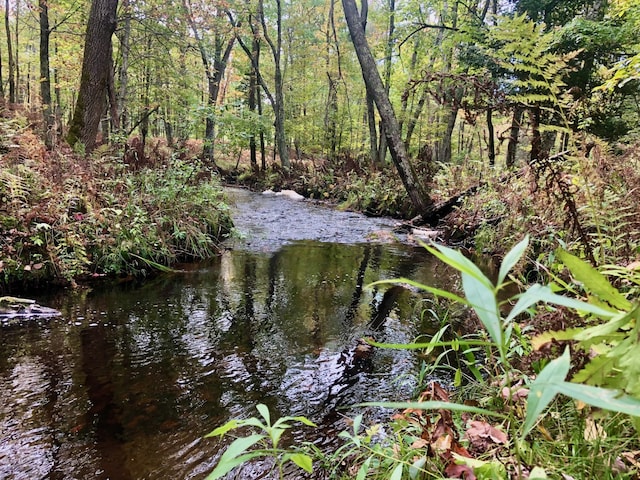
[531,328,584,350]
[558,250,631,310]
[573,306,639,342]
[206,434,266,480]
[356,457,372,480]
[462,273,502,355]
[557,382,640,416]
[368,278,468,305]
[533,289,617,318]
[270,427,285,449]
[289,416,317,427]
[389,463,404,480]
[352,414,363,435]
[256,404,271,426]
[206,419,239,438]
[498,236,529,286]
[425,243,494,289]
[505,284,546,323]
[206,452,261,480]
[285,453,313,473]
[409,456,427,479]
[357,401,508,419]
[572,349,619,385]
[523,348,571,437]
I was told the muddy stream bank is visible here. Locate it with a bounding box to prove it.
[0,187,454,479]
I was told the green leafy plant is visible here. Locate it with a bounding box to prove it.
[206,404,316,480]
[362,236,640,477]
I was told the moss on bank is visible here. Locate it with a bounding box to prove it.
[0,116,232,292]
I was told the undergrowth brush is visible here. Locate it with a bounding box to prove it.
[0,123,232,291]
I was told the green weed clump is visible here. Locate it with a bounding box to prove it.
[0,134,232,290]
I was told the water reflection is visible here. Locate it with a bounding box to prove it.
[0,240,451,479]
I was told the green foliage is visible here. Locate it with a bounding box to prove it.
[533,250,640,398]
[205,404,316,480]
[363,237,640,477]
[0,149,232,288]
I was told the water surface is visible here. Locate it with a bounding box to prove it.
[0,188,453,479]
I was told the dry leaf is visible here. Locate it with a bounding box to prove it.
[583,417,607,442]
[465,420,508,451]
[411,438,429,449]
[432,433,453,453]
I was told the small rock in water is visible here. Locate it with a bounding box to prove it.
[262,189,275,195]
[410,228,440,242]
[274,189,304,201]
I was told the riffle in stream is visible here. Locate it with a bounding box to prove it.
[0,187,455,479]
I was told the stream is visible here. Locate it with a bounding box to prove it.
[0,187,455,479]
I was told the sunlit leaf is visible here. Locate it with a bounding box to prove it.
[462,273,503,356]
[206,434,266,480]
[523,348,571,437]
[498,236,529,286]
[425,243,494,289]
[368,278,468,305]
[529,466,549,479]
[389,463,404,480]
[557,382,640,416]
[558,250,631,310]
[285,453,313,473]
[256,403,271,426]
[206,419,239,438]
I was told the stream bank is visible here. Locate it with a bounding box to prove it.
[0,187,454,479]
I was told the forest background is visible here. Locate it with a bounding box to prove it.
[1,0,640,478]
[1,0,640,288]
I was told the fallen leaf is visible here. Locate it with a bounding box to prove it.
[583,417,607,442]
[411,438,428,449]
[465,420,508,451]
[432,433,453,454]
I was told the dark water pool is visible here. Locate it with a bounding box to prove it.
[0,188,454,479]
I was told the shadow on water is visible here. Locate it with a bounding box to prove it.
[0,189,457,479]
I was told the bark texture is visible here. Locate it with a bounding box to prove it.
[67,0,118,151]
[342,0,432,213]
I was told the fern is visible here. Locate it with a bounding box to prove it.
[0,169,30,205]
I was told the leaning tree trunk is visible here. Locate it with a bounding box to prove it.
[67,0,119,151]
[342,0,432,213]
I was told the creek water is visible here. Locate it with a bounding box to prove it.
[0,188,455,479]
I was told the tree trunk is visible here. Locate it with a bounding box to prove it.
[248,18,259,170]
[14,0,19,102]
[486,107,495,167]
[39,0,53,148]
[359,0,378,165]
[67,0,119,151]
[5,0,15,103]
[183,2,234,165]
[530,106,543,163]
[376,0,395,167]
[324,0,340,162]
[342,0,432,213]
[116,0,131,133]
[506,105,523,168]
[260,0,289,169]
